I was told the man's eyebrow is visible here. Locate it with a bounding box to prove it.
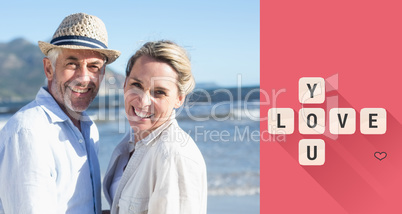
[65,56,104,65]
[89,60,104,65]
[66,56,79,61]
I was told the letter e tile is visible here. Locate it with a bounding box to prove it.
[360,108,387,134]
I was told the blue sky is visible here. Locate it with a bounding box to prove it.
[0,1,259,87]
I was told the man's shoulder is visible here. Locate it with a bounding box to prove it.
[2,100,49,133]
[0,100,52,150]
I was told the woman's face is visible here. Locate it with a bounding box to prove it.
[124,55,185,140]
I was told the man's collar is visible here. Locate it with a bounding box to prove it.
[35,87,93,125]
[35,87,69,123]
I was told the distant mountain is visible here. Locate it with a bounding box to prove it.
[0,38,125,102]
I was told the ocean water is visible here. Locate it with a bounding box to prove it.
[95,101,260,213]
[0,100,260,213]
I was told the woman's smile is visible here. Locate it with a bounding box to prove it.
[133,107,154,119]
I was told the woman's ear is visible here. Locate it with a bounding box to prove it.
[43,58,53,80]
[174,94,186,108]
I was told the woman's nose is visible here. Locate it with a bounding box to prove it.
[138,91,152,107]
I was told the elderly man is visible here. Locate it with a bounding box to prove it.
[0,13,120,213]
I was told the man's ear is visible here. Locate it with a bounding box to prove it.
[43,58,54,80]
[174,94,186,108]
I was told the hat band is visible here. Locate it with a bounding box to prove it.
[50,35,107,49]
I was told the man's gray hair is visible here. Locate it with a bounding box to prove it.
[47,48,62,71]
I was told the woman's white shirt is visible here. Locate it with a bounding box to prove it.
[103,117,207,214]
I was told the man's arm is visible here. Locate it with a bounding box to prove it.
[0,128,58,213]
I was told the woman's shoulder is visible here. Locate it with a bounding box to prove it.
[109,132,134,157]
[154,121,205,165]
[162,120,193,142]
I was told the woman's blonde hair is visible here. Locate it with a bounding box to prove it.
[126,40,195,95]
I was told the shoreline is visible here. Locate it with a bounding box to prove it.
[102,194,260,213]
[208,195,260,214]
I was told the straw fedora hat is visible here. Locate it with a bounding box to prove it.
[38,13,120,64]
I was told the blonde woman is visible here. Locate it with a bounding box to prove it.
[103,41,207,214]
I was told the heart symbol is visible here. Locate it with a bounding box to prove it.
[374,152,387,161]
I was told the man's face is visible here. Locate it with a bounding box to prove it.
[44,49,105,114]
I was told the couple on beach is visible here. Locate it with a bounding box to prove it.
[0,13,207,214]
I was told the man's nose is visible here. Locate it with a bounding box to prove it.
[76,65,93,83]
